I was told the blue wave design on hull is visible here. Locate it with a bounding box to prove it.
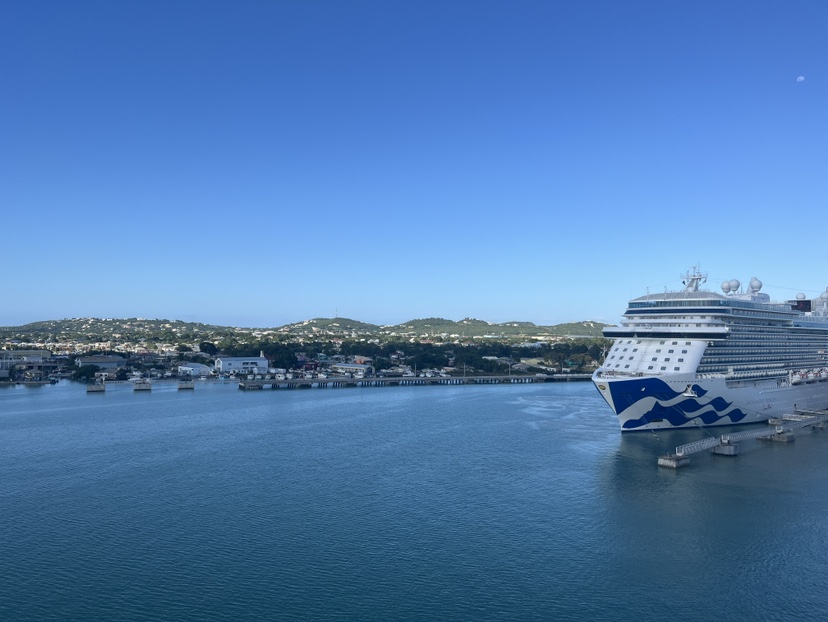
[609,378,747,430]
[622,405,748,430]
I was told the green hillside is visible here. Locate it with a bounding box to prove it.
[1,316,610,342]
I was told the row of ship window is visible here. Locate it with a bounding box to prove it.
[616,340,827,355]
[729,311,794,320]
[702,350,828,359]
[612,341,691,370]
[704,347,828,357]
[709,349,828,356]
[631,300,794,314]
[699,366,820,374]
[627,323,714,328]
[731,323,798,330]
[618,347,689,353]
[698,361,826,372]
[610,363,683,372]
[731,329,823,336]
[728,330,828,340]
[609,355,686,362]
[700,359,826,370]
[621,323,826,338]
[721,339,828,346]
[620,340,693,346]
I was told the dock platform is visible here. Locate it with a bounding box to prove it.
[658,409,828,468]
[85,374,592,395]
[236,373,591,390]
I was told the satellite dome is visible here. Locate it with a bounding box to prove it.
[721,281,732,293]
[796,293,807,300]
[821,292,828,301]
[729,279,740,292]
[749,277,762,293]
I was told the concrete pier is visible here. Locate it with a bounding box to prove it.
[86,383,105,393]
[758,432,795,443]
[658,454,691,469]
[711,442,740,456]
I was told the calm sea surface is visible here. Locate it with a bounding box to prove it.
[2,380,828,621]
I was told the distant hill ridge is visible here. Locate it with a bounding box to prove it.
[1,317,610,339]
[289,317,608,337]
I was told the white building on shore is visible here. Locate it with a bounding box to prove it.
[214,353,268,375]
[177,362,212,377]
[75,355,127,371]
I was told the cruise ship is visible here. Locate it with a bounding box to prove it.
[593,269,828,430]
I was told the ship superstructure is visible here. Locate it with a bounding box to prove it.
[593,269,828,430]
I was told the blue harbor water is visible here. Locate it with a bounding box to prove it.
[3,380,828,621]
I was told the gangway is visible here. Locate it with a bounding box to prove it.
[715,412,828,444]
[775,415,828,434]
[721,428,777,443]
[673,437,721,457]
[658,409,828,468]
[791,409,828,418]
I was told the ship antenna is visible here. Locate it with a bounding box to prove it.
[682,267,707,292]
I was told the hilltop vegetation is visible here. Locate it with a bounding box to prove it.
[1,316,609,344]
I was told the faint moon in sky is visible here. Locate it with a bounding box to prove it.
[796,76,805,82]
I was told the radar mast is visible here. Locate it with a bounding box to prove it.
[681,267,707,292]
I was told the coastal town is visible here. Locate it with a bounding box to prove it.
[0,317,608,386]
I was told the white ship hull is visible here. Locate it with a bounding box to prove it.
[593,372,828,431]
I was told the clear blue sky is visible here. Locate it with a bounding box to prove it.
[3,1,827,328]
